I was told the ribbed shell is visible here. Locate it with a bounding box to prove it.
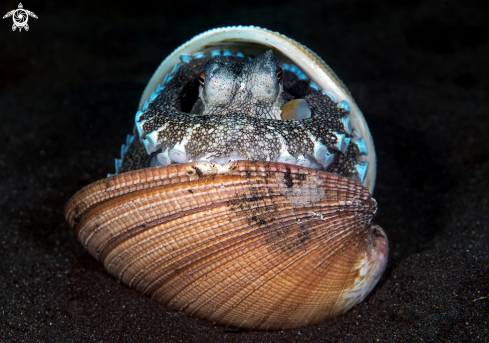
[65,161,384,330]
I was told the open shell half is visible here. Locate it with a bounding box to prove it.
[139,26,376,192]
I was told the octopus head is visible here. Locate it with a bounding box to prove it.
[197,50,285,119]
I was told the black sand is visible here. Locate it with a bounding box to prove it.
[1,0,488,341]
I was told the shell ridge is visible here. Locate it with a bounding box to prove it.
[327,233,366,316]
[114,176,282,286]
[115,202,250,283]
[107,201,235,273]
[135,179,280,292]
[209,211,367,329]
[288,221,367,324]
[149,185,322,312]
[232,217,365,329]
[173,199,322,316]
[125,206,256,289]
[148,228,268,302]
[171,233,275,315]
[84,173,257,260]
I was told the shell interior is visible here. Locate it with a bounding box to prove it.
[138,26,376,192]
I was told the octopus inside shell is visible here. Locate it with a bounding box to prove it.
[65,26,388,330]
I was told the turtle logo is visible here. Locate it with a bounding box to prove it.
[3,3,38,32]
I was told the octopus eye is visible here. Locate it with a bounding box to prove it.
[276,66,283,81]
[199,71,205,86]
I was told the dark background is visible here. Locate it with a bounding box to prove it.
[1,0,488,341]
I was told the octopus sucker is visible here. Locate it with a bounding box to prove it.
[65,26,387,330]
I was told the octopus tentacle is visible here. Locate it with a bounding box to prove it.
[116,53,368,183]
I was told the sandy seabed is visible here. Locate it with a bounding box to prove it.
[0,0,488,342]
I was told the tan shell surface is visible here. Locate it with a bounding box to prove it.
[65,161,383,330]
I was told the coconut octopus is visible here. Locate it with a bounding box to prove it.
[65,26,388,330]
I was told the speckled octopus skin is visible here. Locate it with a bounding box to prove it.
[120,51,366,182]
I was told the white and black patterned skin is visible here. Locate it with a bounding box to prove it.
[120,51,366,182]
[199,50,285,119]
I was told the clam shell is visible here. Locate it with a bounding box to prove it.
[65,161,388,330]
[139,26,377,192]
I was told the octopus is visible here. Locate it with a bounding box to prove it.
[117,50,369,184]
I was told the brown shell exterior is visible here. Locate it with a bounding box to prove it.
[65,161,378,330]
